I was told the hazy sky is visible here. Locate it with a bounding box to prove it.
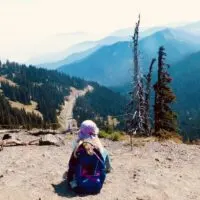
[0,0,200,62]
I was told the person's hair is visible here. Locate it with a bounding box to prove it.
[74,136,104,157]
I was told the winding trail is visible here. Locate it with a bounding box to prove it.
[57,85,93,131]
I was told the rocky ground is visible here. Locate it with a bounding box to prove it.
[0,132,200,200]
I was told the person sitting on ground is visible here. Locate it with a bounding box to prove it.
[67,120,111,194]
[73,120,111,171]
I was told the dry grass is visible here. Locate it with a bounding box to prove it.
[154,129,183,144]
[9,100,43,118]
[123,132,183,148]
[124,136,157,147]
[0,76,17,87]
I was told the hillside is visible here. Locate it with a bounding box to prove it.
[1,132,200,200]
[73,82,127,129]
[0,61,126,129]
[169,51,200,139]
[58,29,200,86]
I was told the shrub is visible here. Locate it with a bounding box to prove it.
[99,130,110,139]
[109,132,122,141]
[99,130,124,141]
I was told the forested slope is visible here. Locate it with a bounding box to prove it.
[0,61,126,129]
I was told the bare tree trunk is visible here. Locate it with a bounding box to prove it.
[132,15,146,136]
[0,139,28,151]
[144,58,156,135]
[126,15,148,146]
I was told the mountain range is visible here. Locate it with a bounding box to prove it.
[29,35,129,68]
[4,20,200,139]
[58,28,200,86]
[53,21,200,139]
[31,25,168,69]
[36,36,128,70]
[33,21,200,72]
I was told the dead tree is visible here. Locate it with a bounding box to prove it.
[144,58,156,135]
[0,134,63,151]
[0,139,28,151]
[126,15,147,140]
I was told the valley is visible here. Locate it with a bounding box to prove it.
[57,85,93,131]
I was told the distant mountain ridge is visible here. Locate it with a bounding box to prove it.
[33,26,168,69]
[27,21,200,70]
[58,28,200,86]
[30,36,129,69]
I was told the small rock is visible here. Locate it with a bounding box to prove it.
[133,173,137,179]
[6,169,15,173]
[19,171,26,175]
[166,157,173,161]
[32,164,36,168]
[155,158,160,162]
[0,175,3,178]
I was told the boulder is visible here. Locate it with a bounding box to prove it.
[39,134,64,146]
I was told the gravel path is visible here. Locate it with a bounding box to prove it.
[57,85,93,131]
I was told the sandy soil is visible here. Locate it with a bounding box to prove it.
[0,132,200,200]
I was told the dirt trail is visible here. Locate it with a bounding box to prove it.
[57,85,93,131]
[0,133,200,200]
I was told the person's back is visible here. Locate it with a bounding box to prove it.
[67,120,111,194]
[68,141,106,194]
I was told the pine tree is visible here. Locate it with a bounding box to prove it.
[154,46,177,136]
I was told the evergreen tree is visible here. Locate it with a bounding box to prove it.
[153,46,177,136]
